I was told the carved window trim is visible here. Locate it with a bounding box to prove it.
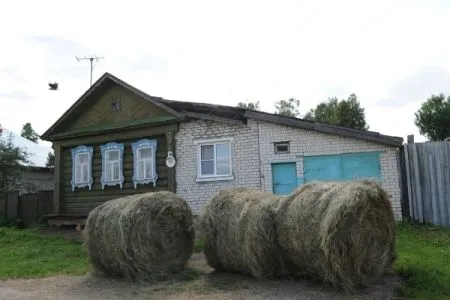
[131,139,158,189]
[100,142,125,189]
[71,145,93,191]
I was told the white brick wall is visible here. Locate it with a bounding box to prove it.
[175,119,261,213]
[175,118,402,220]
[257,121,402,220]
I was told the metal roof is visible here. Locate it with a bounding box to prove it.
[0,127,52,168]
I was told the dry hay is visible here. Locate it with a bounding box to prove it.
[276,180,396,292]
[200,187,286,279]
[83,191,195,281]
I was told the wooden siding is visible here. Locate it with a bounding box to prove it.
[68,84,171,131]
[403,141,450,227]
[60,134,169,215]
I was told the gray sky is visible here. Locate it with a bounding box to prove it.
[2,0,450,146]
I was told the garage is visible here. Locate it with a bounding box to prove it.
[303,151,382,183]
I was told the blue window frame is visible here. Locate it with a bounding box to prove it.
[100,142,125,189]
[131,139,158,189]
[71,145,93,191]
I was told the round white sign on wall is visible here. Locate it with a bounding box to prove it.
[166,151,176,168]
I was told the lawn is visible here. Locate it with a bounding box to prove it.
[394,221,450,299]
[0,222,449,299]
[0,227,89,279]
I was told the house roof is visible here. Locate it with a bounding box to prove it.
[40,72,183,140]
[157,99,404,147]
[0,127,52,168]
[41,72,404,147]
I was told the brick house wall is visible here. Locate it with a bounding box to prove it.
[257,121,402,219]
[175,119,261,213]
[175,119,402,219]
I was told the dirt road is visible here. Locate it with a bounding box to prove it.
[0,253,398,300]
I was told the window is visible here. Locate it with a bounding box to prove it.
[195,138,233,181]
[274,141,290,154]
[100,142,124,189]
[71,145,93,191]
[131,139,158,188]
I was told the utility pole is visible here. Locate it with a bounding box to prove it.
[76,55,104,86]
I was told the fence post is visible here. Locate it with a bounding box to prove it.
[6,191,19,219]
[0,193,6,217]
[399,146,410,220]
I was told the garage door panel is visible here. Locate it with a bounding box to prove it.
[304,152,382,183]
[304,155,342,182]
[342,152,381,181]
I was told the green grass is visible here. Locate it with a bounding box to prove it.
[1,220,449,300]
[0,227,89,279]
[394,221,450,299]
[194,238,204,253]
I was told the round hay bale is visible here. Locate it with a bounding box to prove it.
[83,191,195,280]
[200,187,286,279]
[276,180,396,292]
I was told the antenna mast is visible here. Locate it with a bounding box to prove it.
[76,55,104,86]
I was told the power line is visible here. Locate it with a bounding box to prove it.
[76,55,104,86]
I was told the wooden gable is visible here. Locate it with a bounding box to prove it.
[41,73,182,141]
[67,84,172,131]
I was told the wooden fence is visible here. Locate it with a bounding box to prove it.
[0,191,54,227]
[403,141,450,227]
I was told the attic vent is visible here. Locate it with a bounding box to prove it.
[274,141,290,154]
[111,96,121,111]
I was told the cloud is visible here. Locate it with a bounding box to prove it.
[3,0,450,145]
[0,90,33,102]
[27,35,89,56]
[127,54,168,73]
[377,66,450,107]
[24,35,94,80]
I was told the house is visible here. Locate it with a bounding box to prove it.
[40,72,404,221]
[0,126,54,194]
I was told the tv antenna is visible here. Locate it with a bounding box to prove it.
[76,55,104,86]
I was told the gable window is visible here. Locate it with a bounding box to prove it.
[100,142,124,189]
[274,141,290,154]
[131,139,158,189]
[195,138,233,181]
[71,145,93,191]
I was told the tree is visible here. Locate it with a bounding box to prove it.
[414,93,450,141]
[0,133,30,192]
[237,101,260,111]
[274,98,300,117]
[21,122,40,143]
[46,151,55,168]
[304,94,369,130]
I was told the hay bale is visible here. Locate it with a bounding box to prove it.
[276,180,396,292]
[83,191,195,280]
[200,187,286,279]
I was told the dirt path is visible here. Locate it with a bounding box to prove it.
[0,253,398,300]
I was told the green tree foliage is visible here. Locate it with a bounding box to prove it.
[0,133,30,192]
[46,151,55,168]
[414,93,450,141]
[274,98,300,117]
[20,122,40,143]
[304,94,369,130]
[237,101,260,111]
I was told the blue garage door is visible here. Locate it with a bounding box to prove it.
[272,162,297,195]
[341,152,382,181]
[304,152,381,183]
[303,155,342,182]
